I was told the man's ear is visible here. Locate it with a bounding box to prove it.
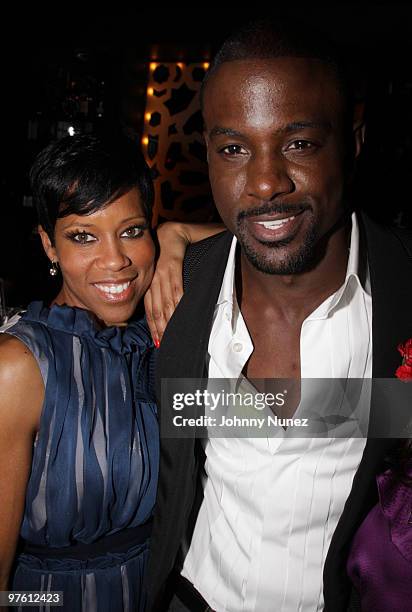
[353,120,366,158]
[203,130,210,163]
[38,225,58,263]
[353,102,366,158]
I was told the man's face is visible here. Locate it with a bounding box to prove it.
[203,57,350,274]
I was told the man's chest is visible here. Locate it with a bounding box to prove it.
[242,315,302,380]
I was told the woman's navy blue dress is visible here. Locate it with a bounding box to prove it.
[5,301,159,612]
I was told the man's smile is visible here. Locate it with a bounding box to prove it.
[242,209,308,243]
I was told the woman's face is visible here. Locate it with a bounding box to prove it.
[40,187,155,326]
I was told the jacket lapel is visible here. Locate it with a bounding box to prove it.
[147,232,232,608]
[155,231,232,383]
[323,214,412,611]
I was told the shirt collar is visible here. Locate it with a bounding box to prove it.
[215,211,370,312]
[307,212,371,320]
[216,233,238,307]
[346,211,370,293]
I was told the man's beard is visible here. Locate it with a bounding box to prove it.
[236,204,319,275]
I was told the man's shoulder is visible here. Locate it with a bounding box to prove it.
[359,212,412,260]
[183,230,232,290]
[386,225,412,258]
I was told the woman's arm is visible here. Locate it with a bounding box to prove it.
[0,336,44,595]
[144,222,225,345]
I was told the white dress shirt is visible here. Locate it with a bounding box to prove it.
[181,213,372,611]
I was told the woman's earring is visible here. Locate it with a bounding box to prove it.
[49,260,59,276]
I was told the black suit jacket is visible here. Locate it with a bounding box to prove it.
[147,213,412,611]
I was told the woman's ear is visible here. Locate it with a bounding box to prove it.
[38,225,58,263]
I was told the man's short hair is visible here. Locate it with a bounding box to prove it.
[200,18,352,113]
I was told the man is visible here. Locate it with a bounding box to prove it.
[147,20,412,611]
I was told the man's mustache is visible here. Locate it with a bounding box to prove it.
[237,202,312,221]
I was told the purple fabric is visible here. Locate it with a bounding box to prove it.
[347,468,412,611]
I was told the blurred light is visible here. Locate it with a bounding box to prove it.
[203,62,210,70]
[150,62,157,70]
[177,62,184,69]
[68,126,75,136]
[147,87,154,96]
[145,112,151,121]
[142,136,149,146]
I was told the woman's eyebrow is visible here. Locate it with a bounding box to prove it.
[60,216,146,231]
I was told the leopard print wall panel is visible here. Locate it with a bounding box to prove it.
[142,62,216,225]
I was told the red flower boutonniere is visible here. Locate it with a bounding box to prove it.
[396,339,412,381]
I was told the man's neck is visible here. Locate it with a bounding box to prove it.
[236,221,351,325]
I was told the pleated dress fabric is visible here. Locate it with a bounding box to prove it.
[5,301,159,612]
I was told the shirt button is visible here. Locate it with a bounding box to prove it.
[233,342,243,352]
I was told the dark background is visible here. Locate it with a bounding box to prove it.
[1,3,412,307]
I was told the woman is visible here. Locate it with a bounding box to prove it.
[0,133,221,611]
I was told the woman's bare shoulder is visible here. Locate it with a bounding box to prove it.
[0,333,38,374]
[0,334,44,431]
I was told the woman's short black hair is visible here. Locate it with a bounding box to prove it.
[30,132,154,242]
